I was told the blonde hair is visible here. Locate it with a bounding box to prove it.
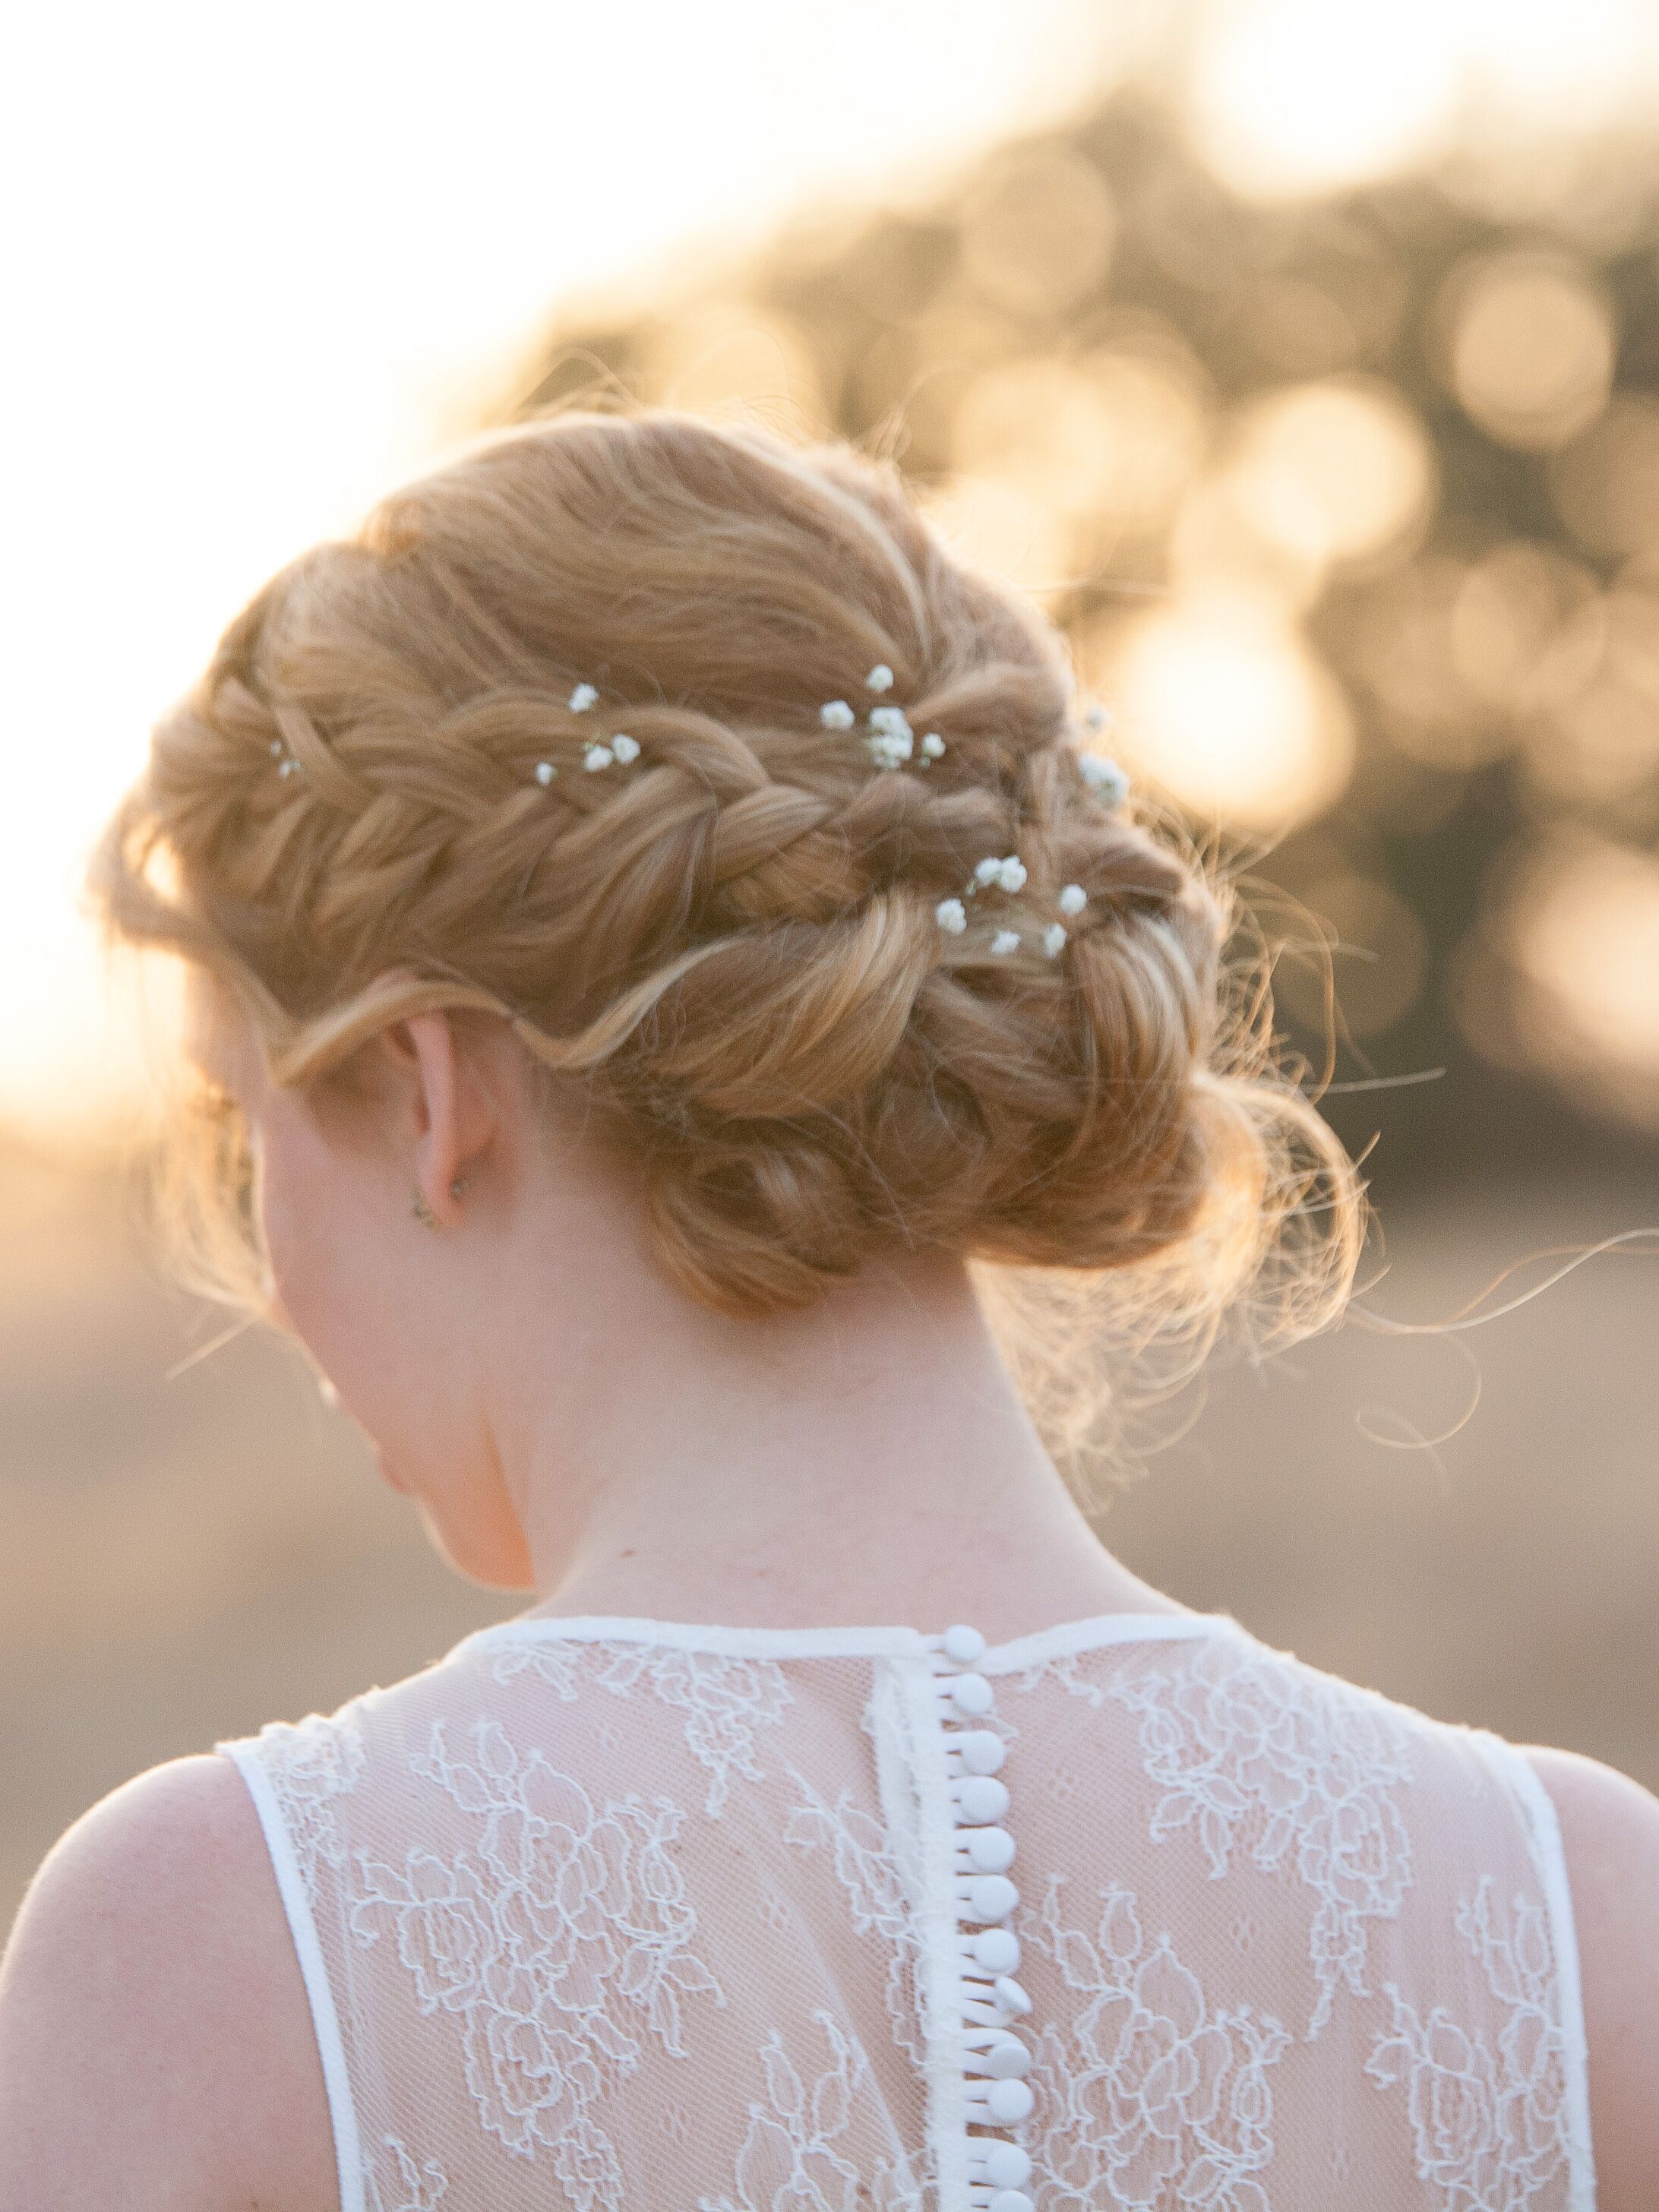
[89,409,1362,1411]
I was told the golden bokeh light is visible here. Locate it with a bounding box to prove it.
[920,473,1074,601]
[1227,379,1436,570]
[958,144,1116,317]
[1444,251,1616,450]
[1522,588,1659,802]
[1505,835,1659,1120]
[1449,540,1603,716]
[1093,592,1356,832]
[1188,0,1461,200]
[1277,871,1429,1040]
[641,304,828,431]
[1550,395,1659,555]
[950,343,1210,545]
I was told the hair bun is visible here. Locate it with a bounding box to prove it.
[88,409,1364,1348]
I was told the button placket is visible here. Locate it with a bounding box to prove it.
[928,1624,1036,2212]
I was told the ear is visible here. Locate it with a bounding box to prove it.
[384,1010,498,1229]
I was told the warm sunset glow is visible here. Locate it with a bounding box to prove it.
[1099,594,1357,832]
[0,0,1118,1153]
[1510,837,1659,1112]
[1446,254,1616,451]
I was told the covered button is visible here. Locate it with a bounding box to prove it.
[988,2192,1035,2212]
[941,1623,987,1664]
[970,1927,1020,1973]
[962,1826,1015,1874]
[956,1731,1006,1776]
[950,1673,994,1717]
[981,2143,1032,2189]
[964,1874,1019,1922]
[953,1774,1010,1822]
[985,2079,1035,2125]
[994,1974,1032,2015]
[983,2036,1030,2081]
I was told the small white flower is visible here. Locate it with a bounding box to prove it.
[269,738,283,756]
[609,733,640,763]
[1058,883,1087,916]
[583,744,615,770]
[820,700,855,730]
[974,856,1004,886]
[1079,754,1130,804]
[1043,922,1067,957]
[866,663,895,692]
[935,897,968,934]
[1082,700,1112,734]
[536,760,558,785]
[568,683,599,713]
[867,736,912,769]
[991,929,1021,956]
[865,706,914,768]
[277,757,299,778]
[997,856,1027,893]
[920,732,946,759]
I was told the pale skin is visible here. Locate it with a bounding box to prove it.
[0,984,1654,2207]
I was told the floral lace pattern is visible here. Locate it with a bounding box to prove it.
[1035,1638,1417,2038]
[489,1638,792,1818]
[785,1771,927,2071]
[254,1709,366,1901]
[697,2011,921,2212]
[348,1717,722,2204]
[1024,1873,1290,2212]
[363,2135,449,2212]
[1367,1876,1572,2211]
[224,1621,1589,2210]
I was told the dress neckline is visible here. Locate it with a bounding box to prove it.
[453,1607,1246,1675]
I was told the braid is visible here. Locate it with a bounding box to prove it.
[87,408,1362,1328]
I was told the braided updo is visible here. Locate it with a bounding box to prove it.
[89,409,1361,1339]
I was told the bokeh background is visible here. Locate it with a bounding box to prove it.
[5,0,1657,1934]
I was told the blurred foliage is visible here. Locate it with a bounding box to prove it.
[506,87,1659,1193]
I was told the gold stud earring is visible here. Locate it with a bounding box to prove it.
[411,1187,440,1230]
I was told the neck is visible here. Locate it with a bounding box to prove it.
[506,1250,1185,1643]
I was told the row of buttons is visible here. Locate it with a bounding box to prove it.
[931,1623,1036,2212]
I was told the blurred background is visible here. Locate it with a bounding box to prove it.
[4,0,1657,1932]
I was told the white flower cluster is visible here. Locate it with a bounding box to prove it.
[530,683,645,785]
[269,738,301,780]
[819,667,946,773]
[935,857,1090,960]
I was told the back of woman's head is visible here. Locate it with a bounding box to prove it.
[88,407,1362,1342]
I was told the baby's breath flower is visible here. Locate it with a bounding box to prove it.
[820,700,855,730]
[991,929,1021,956]
[1079,754,1130,805]
[568,683,599,713]
[935,897,967,934]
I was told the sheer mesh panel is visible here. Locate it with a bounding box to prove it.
[221,1614,1594,2212]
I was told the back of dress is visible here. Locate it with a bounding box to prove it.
[220,1609,1594,2212]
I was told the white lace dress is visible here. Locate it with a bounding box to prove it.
[218,1608,1595,2212]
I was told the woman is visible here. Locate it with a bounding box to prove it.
[0,412,1651,2208]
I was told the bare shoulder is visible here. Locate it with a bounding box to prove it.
[0,1752,337,2212]
[1522,1743,1659,2212]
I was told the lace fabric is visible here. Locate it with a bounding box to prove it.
[219,1611,1595,2212]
